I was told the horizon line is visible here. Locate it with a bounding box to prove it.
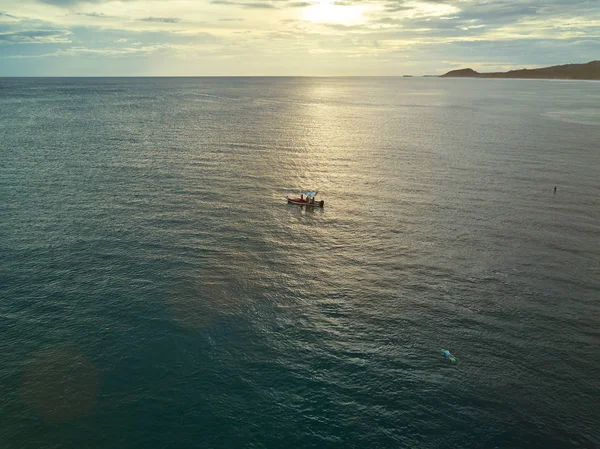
[0,75,439,78]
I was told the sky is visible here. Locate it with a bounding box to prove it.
[0,0,598,76]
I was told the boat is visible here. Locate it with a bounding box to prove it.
[286,191,324,208]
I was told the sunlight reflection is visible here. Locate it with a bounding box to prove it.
[291,80,360,190]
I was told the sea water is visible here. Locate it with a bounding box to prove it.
[1,77,599,448]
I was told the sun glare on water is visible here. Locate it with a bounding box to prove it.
[303,0,366,25]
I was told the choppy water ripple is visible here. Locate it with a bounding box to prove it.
[1,77,599,449]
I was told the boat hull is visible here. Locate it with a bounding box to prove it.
[287,198,324,208]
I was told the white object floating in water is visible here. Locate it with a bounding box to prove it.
[441,348,456,363]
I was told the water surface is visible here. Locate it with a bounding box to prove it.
[1,77,599,448]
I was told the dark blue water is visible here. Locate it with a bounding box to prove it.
[1,77,599,448]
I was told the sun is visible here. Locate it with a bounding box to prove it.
[303,0,366,25]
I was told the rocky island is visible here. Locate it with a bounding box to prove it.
[441,60,600,80]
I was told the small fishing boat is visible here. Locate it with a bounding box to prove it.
[286,191,324,208]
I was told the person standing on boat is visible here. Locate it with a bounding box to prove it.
[300,194,304,201]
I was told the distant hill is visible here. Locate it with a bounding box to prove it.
[441,61,600,80]
[442,68,479,77]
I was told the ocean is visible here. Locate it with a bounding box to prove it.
[1,77,599,448]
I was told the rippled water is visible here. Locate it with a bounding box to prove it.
[1,77,599,448]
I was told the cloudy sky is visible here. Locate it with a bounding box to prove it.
[0,0,598,75]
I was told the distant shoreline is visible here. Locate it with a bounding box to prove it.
[440,60,600,81]
[1,73,599,80]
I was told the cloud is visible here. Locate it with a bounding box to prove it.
[76,12,114,19]
[362,0,600,42]
[36,0,136,4]
[320,23,368,31]
[210,0,278,9]
[0,29,72,44]
[1,11,18,19]
[0,0,598,75]
[1,44,164,59]
[37,0,104,4]
[382,2,415,13]
[139,17,181,24]
[373,17,405,25]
